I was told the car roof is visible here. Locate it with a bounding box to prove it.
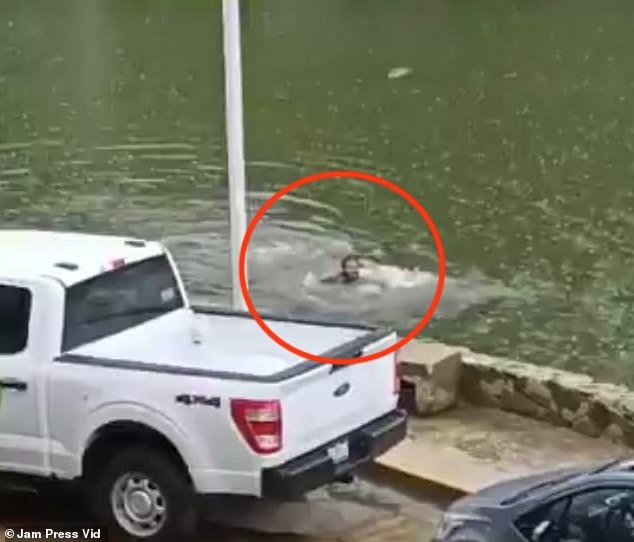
[0,229,165,287]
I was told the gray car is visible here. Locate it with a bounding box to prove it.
[433,457,634,541]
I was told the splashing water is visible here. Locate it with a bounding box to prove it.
[247,229,514,332]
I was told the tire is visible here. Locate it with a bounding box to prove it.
[87,446,197,542]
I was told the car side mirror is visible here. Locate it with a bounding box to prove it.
[531,520,553,541]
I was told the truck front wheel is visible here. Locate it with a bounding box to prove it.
[87,446,197,542]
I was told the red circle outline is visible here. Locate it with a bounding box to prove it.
[238,170,446,365]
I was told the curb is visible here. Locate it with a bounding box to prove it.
[362,461,470,509]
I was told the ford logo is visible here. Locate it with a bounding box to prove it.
[333,382,351,397]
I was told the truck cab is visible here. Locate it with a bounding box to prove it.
[0,231,173,475]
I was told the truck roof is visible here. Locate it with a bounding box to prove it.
[0,229,165,287]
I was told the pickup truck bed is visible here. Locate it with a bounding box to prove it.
[65,306,380,379]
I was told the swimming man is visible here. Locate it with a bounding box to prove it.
[319,254,363,284]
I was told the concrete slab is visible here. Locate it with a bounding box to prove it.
[376,406,631,495]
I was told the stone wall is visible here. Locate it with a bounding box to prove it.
[459,351,634,447]
[398,339,634,448]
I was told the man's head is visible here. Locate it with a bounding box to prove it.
[340,254,362,282]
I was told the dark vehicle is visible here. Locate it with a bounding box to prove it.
[433,457,634,541]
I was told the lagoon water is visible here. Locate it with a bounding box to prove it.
[1,0,634,383]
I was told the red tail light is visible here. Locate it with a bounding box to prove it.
[394,351,401,395]
[230,399,282,454]
[110,258,125,270]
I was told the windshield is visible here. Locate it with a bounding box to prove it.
[62,255,185,351]
[502,471,583,505]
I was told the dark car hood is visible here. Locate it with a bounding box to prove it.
[448,466,588,513]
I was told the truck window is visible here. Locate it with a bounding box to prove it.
[0,285,32,355]
[62,255,184,351]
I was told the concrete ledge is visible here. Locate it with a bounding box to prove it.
[398,341,465,416]
[374,431,484,496]
[365,461,467,508]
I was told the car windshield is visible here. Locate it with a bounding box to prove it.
[62,254,184,351]
[502,471,582,505]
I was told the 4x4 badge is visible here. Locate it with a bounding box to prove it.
[175,394,220,407]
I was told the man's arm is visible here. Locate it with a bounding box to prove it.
[319,273,342,284]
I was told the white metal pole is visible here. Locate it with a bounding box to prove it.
[222,0,248,311]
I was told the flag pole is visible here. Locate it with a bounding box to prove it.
[222,0,248,311]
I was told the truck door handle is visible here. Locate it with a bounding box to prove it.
[0,379,28,391]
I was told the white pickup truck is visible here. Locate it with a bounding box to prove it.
[0,229,406,541]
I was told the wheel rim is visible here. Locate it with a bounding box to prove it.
[110,472,167,537]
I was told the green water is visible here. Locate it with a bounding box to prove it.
[2,0,634,383]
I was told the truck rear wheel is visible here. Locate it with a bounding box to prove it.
[87,446,197,542]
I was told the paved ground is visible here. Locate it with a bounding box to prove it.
[3,406,622,542]
[0,478,440,542]
[378,406,629,494]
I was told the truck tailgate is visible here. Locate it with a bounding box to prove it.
[277,330,399,461]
